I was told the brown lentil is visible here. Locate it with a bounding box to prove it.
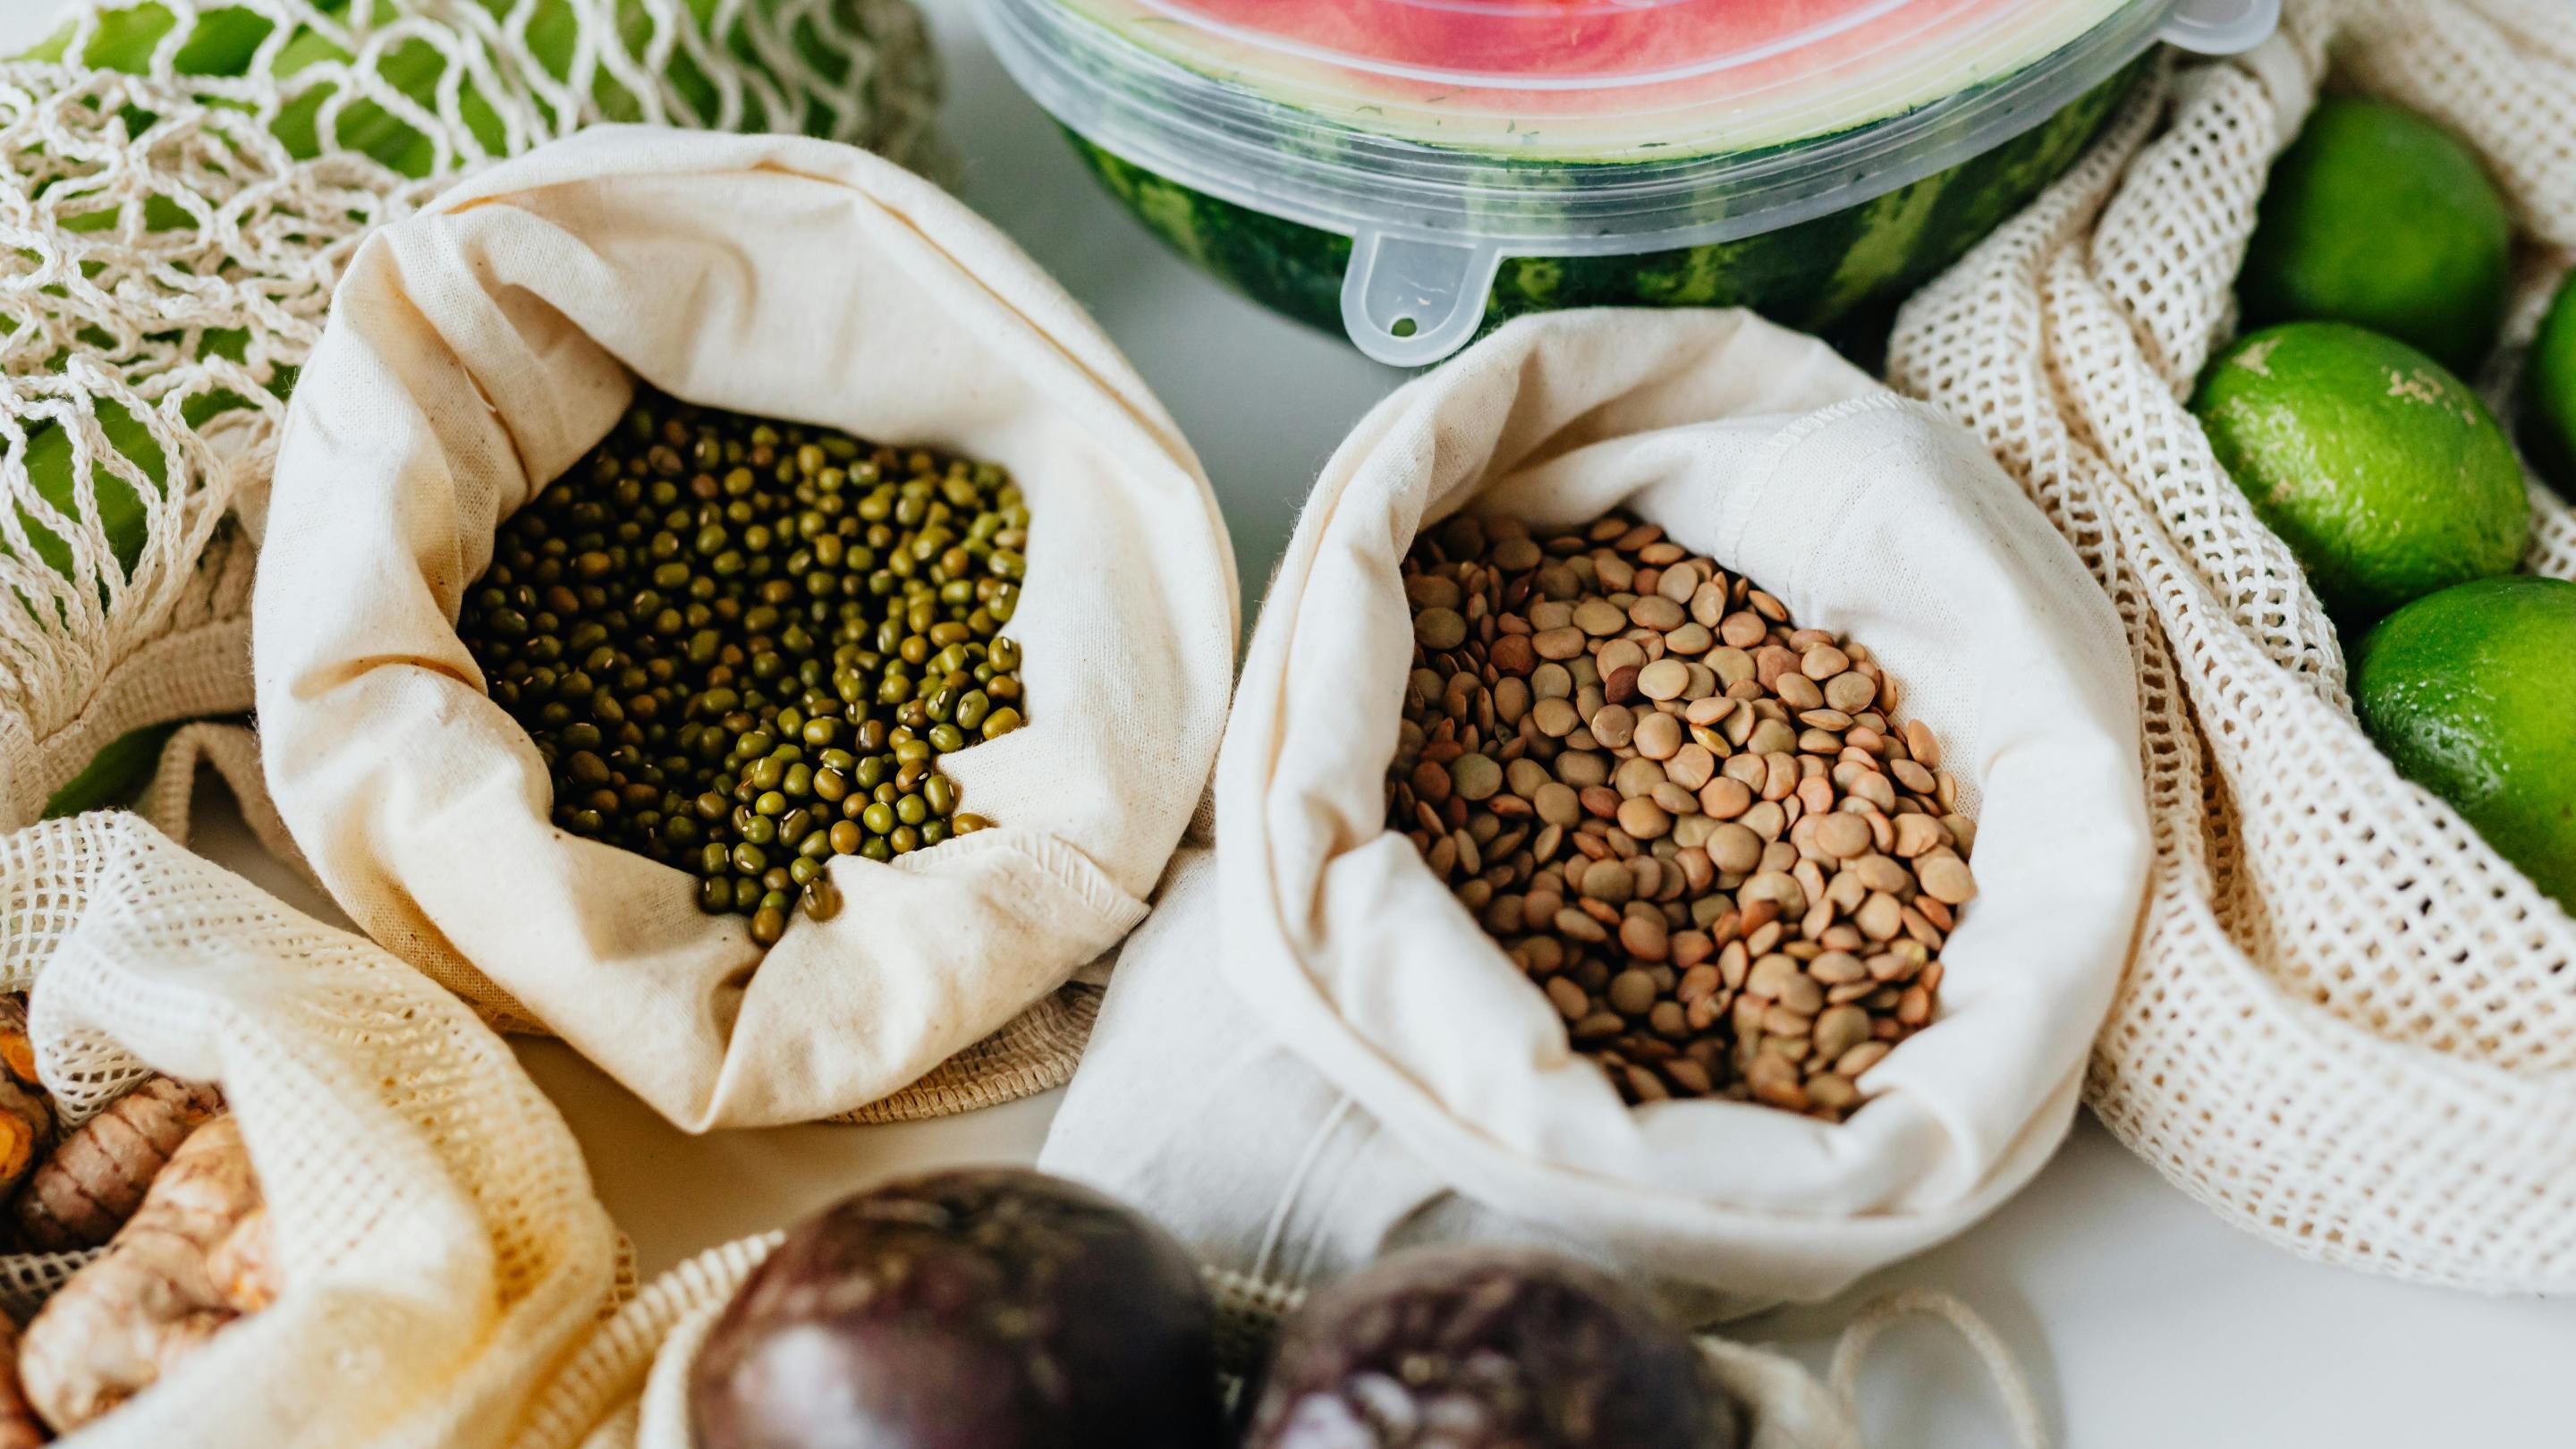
[1385,512,1977,1123]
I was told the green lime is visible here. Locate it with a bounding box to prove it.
[2239,97,2512,373]
[2521,268,2576,490]
[2192,321,2529,625]
[2353,576,2576,911]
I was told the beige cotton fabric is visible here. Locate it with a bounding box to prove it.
[0,810,622,1447]
[253,127,1238,1131]
[1041,309,2148,1317]
[132,719,1103,1126]
[1886,0,2576,1292]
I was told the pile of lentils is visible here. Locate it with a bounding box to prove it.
[456,387,1028,947]
[1388,513,1977,1121]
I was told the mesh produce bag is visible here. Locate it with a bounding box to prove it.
[0,0,938,830]
[0,809,623,1446]
[1885,0,2576,1292]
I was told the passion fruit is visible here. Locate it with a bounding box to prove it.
[1243,1246,1739,1449]
[691,1167,1225,1449]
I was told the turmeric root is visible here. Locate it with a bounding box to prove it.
[0,1318,47,1449]
[18,1116,262,1433]
[0,997,38,1090]
[0,1080,55,1209]
[12,1077,224,1253]
[0,997,55,1207]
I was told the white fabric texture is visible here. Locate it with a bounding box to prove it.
[0,0,939,830]
[1886,0,2576,1292]
[510,1233,2046,1449]
[253,127,1239,1131]
[0,810,622,1448]
[1041,310,2148,1316]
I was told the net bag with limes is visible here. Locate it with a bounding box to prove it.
[0,0,939,831]
[0,810,623,1447]
[1885,0,2576,1292]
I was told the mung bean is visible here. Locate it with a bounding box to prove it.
[456,386,1028,947]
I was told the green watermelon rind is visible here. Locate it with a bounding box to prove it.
[1070,57,2141,345]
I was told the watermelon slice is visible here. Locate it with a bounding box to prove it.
[990,0,2165,358]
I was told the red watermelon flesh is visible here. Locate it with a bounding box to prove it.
[1148,0,2013,89]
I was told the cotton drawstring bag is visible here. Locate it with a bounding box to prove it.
[0,0,940,832]
[0,809,623,1447]
[138,727,1104,1130]
[1885,0,2576,1292]
[509,1229,2051,1449]
[253,126,1240,1131]
[1040,309,2148,1318]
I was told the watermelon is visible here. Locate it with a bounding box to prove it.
[1066,56,2140,345]
[996,0,2155,354]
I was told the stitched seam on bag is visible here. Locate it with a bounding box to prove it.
[1733,395,1962,602]
[894,827,1148,933]
[1726,394,1927,562]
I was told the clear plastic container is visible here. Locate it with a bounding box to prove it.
[982,0,2277,364]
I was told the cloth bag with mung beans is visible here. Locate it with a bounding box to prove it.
[1041,309,2149,1317]
[250,127,1238,1131]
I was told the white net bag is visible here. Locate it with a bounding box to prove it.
[0,809,624,1445]
[0,0,938,830]
[1886,0,2576,1292]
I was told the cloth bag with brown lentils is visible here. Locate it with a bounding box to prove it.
[1043,310,2147,1318]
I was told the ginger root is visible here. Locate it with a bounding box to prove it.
[204,1206,275,1316]
[19,1116,267,1433]
[0,1318,46,1449]
[13,1077,224,1253]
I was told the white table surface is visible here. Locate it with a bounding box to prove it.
[13,4,2571,1445]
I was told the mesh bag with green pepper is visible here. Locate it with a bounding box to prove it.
[253,130,1238,1131]
[0,0,939,829]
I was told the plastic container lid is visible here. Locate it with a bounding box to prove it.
[986,0,2278,364]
